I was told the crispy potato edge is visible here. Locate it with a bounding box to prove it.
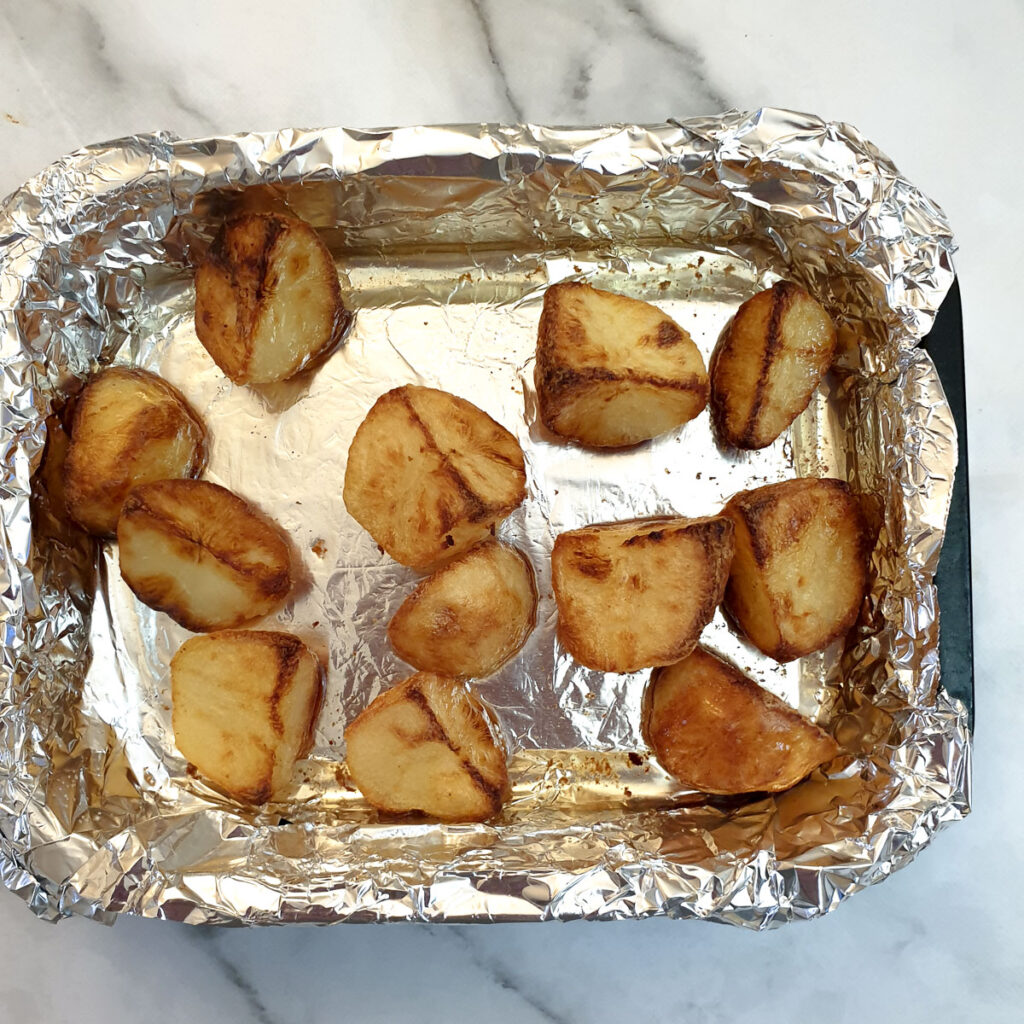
[195,212,349,385]
[386,540,538,676]
[171,630,323,806]
[709,281,837,450]
[536,281,710,448]
[343,673,510,821]
[63,367,208,536]
[118,479,294,632]
[721,478,873,661]
[644,645,840,794]
[552,515,735,671]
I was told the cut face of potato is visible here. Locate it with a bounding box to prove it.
[344,672,509,822]
[645,646,839,794]
[64,367,207,536]
[551,515,735,672]
[171,630,322,804]
[194,212,348,385]
[722,477,872,661]
[535,281,709,447]
[388,540,537,678]
[709,281,836,449]
[117,479,293,631]
[343,385,527,570]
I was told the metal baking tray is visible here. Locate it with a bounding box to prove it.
[0,113,971,927]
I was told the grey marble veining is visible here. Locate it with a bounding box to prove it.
[1,0,1022,1021]
[192,930,281,1024]
[468,0,525,120]
[614,0,730,109]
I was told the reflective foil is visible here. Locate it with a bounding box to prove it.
[0,110,969,928]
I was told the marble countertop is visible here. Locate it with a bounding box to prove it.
[1,2,1019,1021]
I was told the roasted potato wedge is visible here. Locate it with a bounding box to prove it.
[645,645,839,793]
[388,540,537,678]
[194,212,349,385]
[709,281,836,449]
[551,515,734,672]
[63,367,207,536]
[171,630,322,804]
[343,385,527,570]
[535,281,709,447]
[118,479,293,631]
[722,477,872,661]
[344,672,509,822]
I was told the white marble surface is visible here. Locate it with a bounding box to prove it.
[0,1,1020,1021]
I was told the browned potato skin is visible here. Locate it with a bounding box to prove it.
[63,367,207,536]
[536,281,709,448]
[194,212,349,385]
[37,415,86,534]
[117,479,293,632]
[709,281,836,450]
[552,515,735,673]
[645,645,839,794]
[171,630,323,805]
[721,477,872,662]
[388,540,537,678]
[343,385,527,571]
[344,672,510,822]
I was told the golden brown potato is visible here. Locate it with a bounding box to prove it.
[194,212,349,385]
[551,515,734,672]
[344,672,509,822]
[63,367,207,536]
[645,645,839,793]
[722,477,872,662]
[535,281,709,447]
[171,630,322,804]
[388,540,537,678]
[117,479,293,631]
[343,385,527,571]
[709,281,836,449]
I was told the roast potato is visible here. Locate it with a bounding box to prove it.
[194,212,349,385]
[551,515,735,672]
[645,645,839,793]
[535,281,709,447]
[722,477,872,661]
[343,385,527,570]
[64,367,207,536]
[171,630,322,804]
[344,672,509,822]
[709,281,836,449]
[118,479,293,631]
[388,540,537,678]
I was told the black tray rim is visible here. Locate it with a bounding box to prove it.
[921,277,974,727]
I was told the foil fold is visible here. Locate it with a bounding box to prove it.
[0,110,969,928]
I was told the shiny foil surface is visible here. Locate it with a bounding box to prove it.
[0,111,969,928]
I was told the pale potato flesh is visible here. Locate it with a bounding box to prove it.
[551,515,735,672]
[194,212,348,385]
[343,385,527,570]
[536,281,709,447]
[117,479,293,631]
[722,477,872,661]
[344,672,509,822]
[645,646,839,794]
[171,630,322,804]
[63,367,207,536]
[547,379,707,450]
[710,281,836,449]
[388,540,537,678]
